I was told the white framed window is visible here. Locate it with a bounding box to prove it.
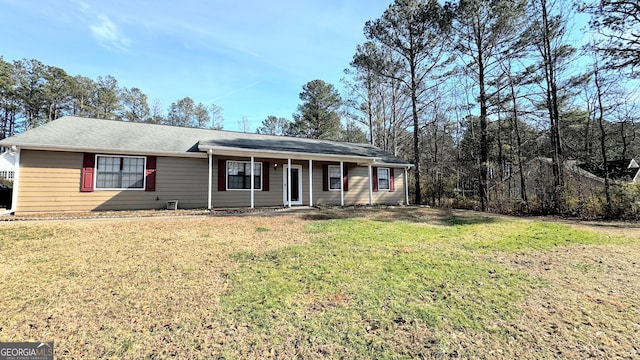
[328,165,341,190]
[227,161,262,190]
[95,155,145,190]
[378,167,390,191]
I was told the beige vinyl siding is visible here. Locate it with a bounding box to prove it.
[16,151,408,213]
[17,150,208,214]
[312,162,340,205]
[345,165,405,205]
[211,156,287,208]
[311,162,406,206]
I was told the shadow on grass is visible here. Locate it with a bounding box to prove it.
[299,206,503,227]
[438,208,502,226]
[570,221,640,229]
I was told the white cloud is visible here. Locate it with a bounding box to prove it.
[90,14,131,51]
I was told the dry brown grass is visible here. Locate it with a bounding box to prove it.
[485,244,640,359]
[0,207,639,358]
[0,214,309,358]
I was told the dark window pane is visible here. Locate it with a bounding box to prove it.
[96,156,145,189]
[227,161,262,190]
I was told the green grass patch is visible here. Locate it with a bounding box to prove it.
[229,250,257,262]
[221,218,620,356]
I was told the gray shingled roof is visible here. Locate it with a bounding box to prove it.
[0,116,411,165]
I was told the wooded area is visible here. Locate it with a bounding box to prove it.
[1,0,638,218]
[0,59,224,132]
[342,0,640,219]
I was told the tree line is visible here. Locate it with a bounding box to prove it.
[0,58,224,138]
[336,0,639,218]
[0,58,362,141]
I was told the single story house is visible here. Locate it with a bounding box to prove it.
[0,116,413,215]
[0,150,15,180]
[491,157,639,213]
[577,159,639,184]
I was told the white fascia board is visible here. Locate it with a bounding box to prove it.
[370,162,414,169]
[199,145,379,163]
[10,145,207,158]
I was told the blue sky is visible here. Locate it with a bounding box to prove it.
[0,0,392,131]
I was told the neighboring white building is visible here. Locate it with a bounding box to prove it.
[0,151,15,180]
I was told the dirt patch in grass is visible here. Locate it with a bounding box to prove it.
[304,205,505,226]
[0,207,639,358]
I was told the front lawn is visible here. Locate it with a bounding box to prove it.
[0,208,638,358]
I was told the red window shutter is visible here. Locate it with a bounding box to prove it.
[322,164,328,191]
[343,164,349,192]
[262,162,270,191]
[80,153,95,192]
[372,167,378,192]
[145,156,157,192]
[218,160,226,191]
[390,168,395,192]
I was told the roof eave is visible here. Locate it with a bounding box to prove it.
[369,162,414,168]
[198,144,382,163]
[6,144,207,158]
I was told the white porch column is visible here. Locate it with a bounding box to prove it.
[368,164,373,206]
[9,147,20,214]
[207,150,213,210]
[250,156,255,209]
[287,158,292,208]
[405,168,410,205]
[340,160,344,207]
[308,159,313,206]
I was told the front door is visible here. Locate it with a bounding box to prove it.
[283,165,303,206]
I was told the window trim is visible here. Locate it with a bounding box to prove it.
[377,167,391,191]
[94,154,147,191]
[327,164,342,191]
[226,160,263,191]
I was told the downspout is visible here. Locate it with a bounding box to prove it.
[1,146,19,215]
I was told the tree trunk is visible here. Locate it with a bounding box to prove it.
[594,62,612,217]
[620,121,628,160]
[478,41,489,212]
[583,112,592,160]
[367,70,374,145]
[410,61,422,205]
[540,0,563,214]
[511,86,529,212]
[391,80,399,156]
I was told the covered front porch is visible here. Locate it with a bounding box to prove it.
[200,146,410,209]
